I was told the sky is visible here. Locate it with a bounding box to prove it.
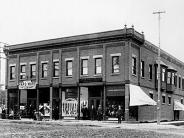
[0,0,184,86]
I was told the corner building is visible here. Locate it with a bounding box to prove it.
[6,27,184,121]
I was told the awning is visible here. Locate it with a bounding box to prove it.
[129,84,157,106]
[174,100,184,111]
[167,65,177,72]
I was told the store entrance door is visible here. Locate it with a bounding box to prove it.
[89,98,102,110]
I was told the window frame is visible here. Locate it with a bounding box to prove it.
[81,58,88,75]
[10,65,16,80]
[30,63,36,79]
[95,58,102,75]
[66,60,73,77]
[53,60,59,77]
[41,62,48,78]
[141,60,145,78]
[112,56,120,74]
[162,68,166,82]
[149,64,152,80]
[168,96,171,105]
[162,94,166,104]
[132,56,136,75]
[20,64,26,80]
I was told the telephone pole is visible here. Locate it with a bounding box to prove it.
[153,11,165,125]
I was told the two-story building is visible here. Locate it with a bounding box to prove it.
[5,26,184,121]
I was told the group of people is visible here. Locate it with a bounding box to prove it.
[81,104,123,123]
[81,104,103,121]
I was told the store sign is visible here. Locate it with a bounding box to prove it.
[79,77,102,83]
[19,80,36,89]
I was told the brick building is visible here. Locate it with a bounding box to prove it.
[5,26,184,121]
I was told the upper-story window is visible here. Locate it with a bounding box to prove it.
[174,74,177,87]
[167,72,171,84]
[181,98,183,104]
[95,58,102,75]
[112,56,120,73]
[162,94,166,104]
[10,65,16,80]
[81,59,88,75]
[141,60,145,77]
[179,76,181,89]
[168,96,171,105]
[172,72,175,85]
[30,63,36,78]
[132,56,136,75]
[182,77,184,90]
[149,64,152,80]
[42,62,48,78]
[53,60,59,77]
[149,91,153,99]
[20,64,26,79]
[66,60,73,76]
[162,68,166,82]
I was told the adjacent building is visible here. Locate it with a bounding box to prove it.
[5,26,184,121]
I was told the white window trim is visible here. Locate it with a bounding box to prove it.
[20,63,27,65]
[132,54,137,58]
[65,57,74,61]
[9,64,16,67]
[41,61,49,63]
[149,91,153,94]
[162,93,166,96]
[53,59,59,62]
[93,55,103,58]
[29,62,36,65]
[80,56,89,59]
[168,95,171,105]
[110,53,121,57]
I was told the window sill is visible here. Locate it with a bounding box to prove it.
[9,80,16,82]
[94,74,102,77]
[80,75,89,77]
[19,78,26,81]
[53,77,59,79]
[65,76,72,78]
[111,73,120,76]
[132,74,137,77]
[162,103,166,105]
[149,79,152,81]
[40,77,48,80]
[141,77,145,79]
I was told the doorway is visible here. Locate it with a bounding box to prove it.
[174,110,179,121]
[88,86,102,110]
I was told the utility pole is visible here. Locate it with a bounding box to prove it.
[153,11,165,125]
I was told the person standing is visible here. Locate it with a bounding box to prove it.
[117,105,123,124]
[97,105,102,121]
[90,105,96,121]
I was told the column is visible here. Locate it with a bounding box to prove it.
[17,54,20,116]
[77,47,80,119]
[77,85,80,119]
[125,84,129,121]
[59,86,62,119]
[50,86,53,120]
[49,50,53,120]
[36,52,39,112]
[102,44,106,120]
[59,49,62,119]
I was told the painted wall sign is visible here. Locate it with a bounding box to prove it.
[19,80,36,89]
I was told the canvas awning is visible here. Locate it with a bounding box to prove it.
[129,84,157,106]
[174,100,184,111]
